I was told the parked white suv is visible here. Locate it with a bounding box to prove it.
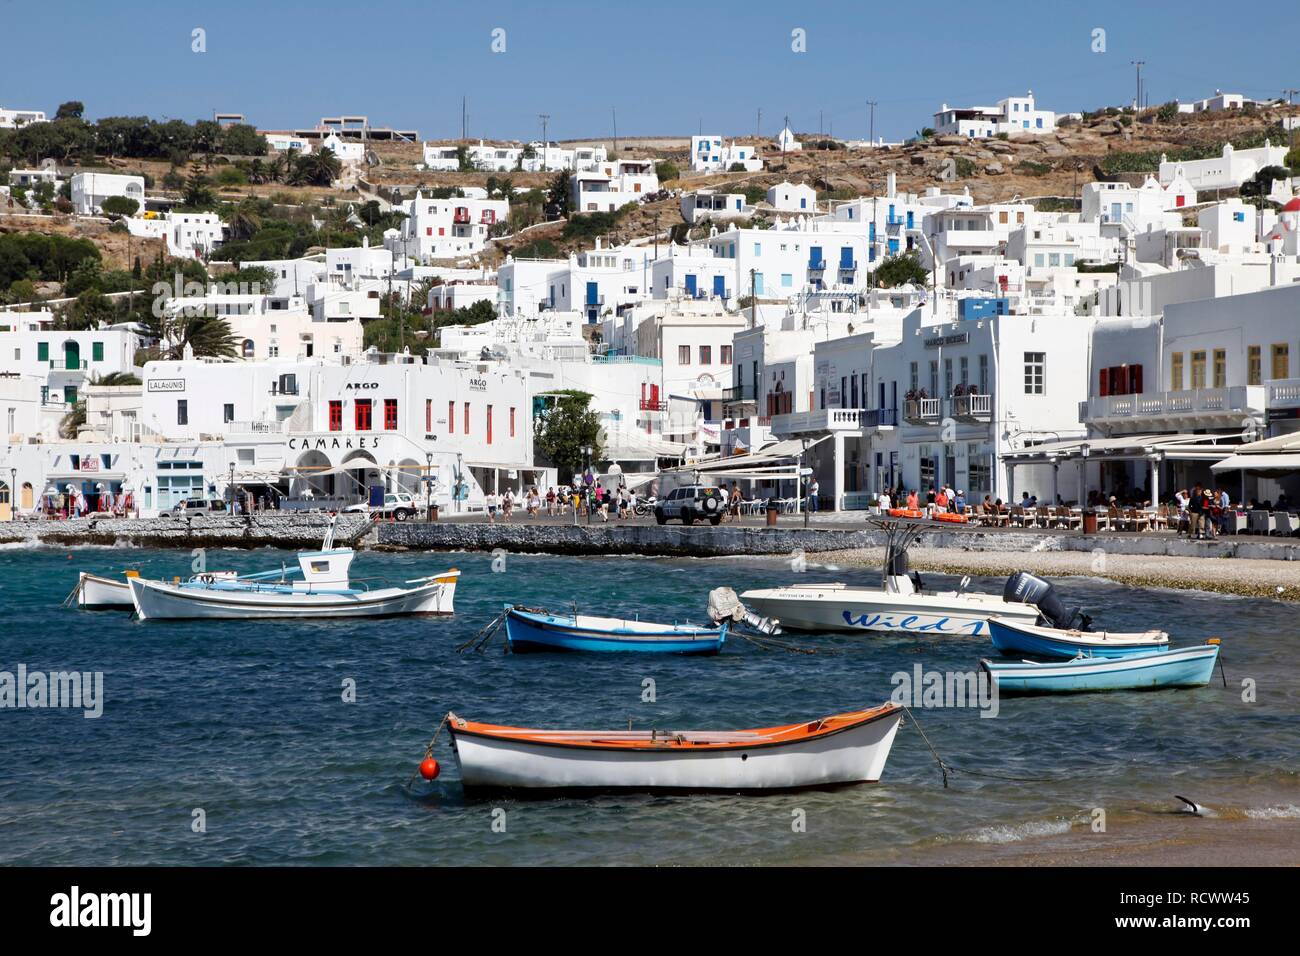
[343,492,418,521]
[160,498,226,518]
[654,486,724,526]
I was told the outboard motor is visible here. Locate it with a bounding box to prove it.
[885,547,909,578]
[1003,571,1089,630]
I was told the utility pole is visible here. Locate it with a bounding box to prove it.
[867,100,877,146]
[653,211,660,259]
[1285,89,1299,154]
[611,107,618,155]
[781,114,789,167]
[538,114,550,171]
[461,95,467,140]
[749,269,757,329]
[756,108,761,140]
[1130,61,1145,112]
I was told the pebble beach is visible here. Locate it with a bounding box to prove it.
[817,547,1300,602]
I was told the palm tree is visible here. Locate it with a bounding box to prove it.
[169,315,239,359]
[288,148,342,187]
[226,202,263,241]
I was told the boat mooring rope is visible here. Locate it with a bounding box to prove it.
[900,703,1067,788]
[734,631,832,655]
[404,714,450,791]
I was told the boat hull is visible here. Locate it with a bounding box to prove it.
[988,616,1168,659]
[740,584,1041,636]
[77,572,135,609]
[981,644,1220,694]
[449,705,903,791]
[504,608,725,654]
[128,571,457,620]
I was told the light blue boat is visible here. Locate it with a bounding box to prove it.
[503,605,726,654]
[980,642,1221,695]
[988,616,1170,660]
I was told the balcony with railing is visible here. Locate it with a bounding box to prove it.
[1079,386,1266,427]
[808,256,825,271]
[48,358,89,371]
[227,420,289,435]
[638,398,668,412]
[1266,378,1300,409]
[903,398,942,424]
[771,407,892,437]
[951,392,993,422]
[452,208,471,224]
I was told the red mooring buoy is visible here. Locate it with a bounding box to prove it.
[419,757,440,781]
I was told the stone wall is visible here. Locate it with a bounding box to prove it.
[374,522,1300,561]
[0,513,374,550]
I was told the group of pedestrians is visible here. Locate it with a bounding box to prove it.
[1173,484,1232,539]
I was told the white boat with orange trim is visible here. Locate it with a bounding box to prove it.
[445,703,904,791]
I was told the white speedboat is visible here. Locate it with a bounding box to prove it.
[739,519,1041,636]
[75,571,137,609]
[128,518,458,621]
[740,578,1041,636]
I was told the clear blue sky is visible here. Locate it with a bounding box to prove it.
[5,1,1298,142]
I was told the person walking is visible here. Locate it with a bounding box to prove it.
[807,478,820,514]
[485,491,499,524]
[1189,483,1204,539]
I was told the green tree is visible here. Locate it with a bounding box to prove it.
[655,160,679,182]
[100,195,140,219]
[534,390,603,482]
[1240,165,1290,207]
[874,252,929,288]
[217,124,267,156]
[55,101,85,120]
[180,170,218,210]
[545,170,570,219]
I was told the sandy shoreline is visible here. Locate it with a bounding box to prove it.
[814,547,1300,601]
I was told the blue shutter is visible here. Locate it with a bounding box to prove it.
[712,275,726,297]
[684,274,697,297]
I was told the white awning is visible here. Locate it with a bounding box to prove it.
[1212,453,1300,472]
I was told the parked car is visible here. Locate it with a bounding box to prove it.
[654,486,724,525]
[160,498,226,518]
[343,492,418,521]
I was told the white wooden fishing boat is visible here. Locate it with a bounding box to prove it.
[128,517,458,621]
[981,641,1220,694]
[445,703,904,790]
[75,571,137,609]
[988,616,1169,659]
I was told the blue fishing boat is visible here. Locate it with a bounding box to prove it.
[987,616,1169,659]
[980,641,1221,695]
[503,605,726,654]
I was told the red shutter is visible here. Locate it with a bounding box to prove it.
[1131,364,1143,394]
[1098,368,1109,397]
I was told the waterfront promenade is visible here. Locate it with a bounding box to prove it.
[4,508,1300,600]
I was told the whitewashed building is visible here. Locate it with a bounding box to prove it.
[1158,142,1289,192]
[386,191,508,262]
[70,172,146,216]
[933,91,1056,137]
[690,136,762,173]
[571,159,658,213]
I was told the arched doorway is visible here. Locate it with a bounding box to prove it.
[396,458,422,496]
[63,339,81,371]
[0,481,10,520]
[340,450,382,505]
[20,483,33,512]
[291,450,333,500]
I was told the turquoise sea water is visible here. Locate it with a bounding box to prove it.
[0,546,1296,865]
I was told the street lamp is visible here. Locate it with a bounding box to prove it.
[8,467,15,522]
[425,451,434,521]
[228,462,236,514]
